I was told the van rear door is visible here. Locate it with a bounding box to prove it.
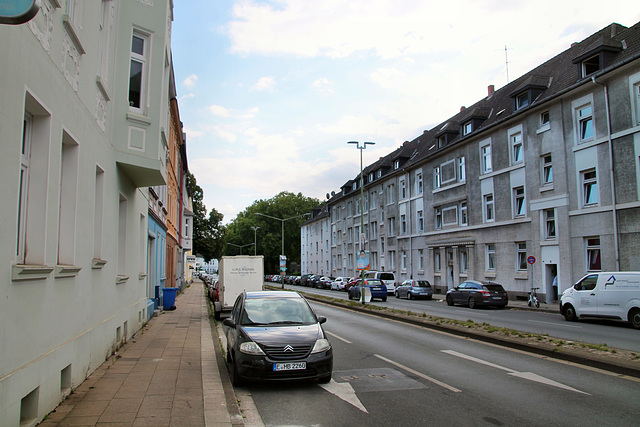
[573,274,599,317]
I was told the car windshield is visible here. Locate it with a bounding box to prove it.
[241,297,317,326]
[416,281,431,287]
[366,280,383,286]
[379,273,394,280]
[483,284,505,292]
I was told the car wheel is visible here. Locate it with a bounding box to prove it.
[408,292,413,300]
[563,304,577,321]
[468,297,476,309]
[229,355,243,387]
[629,308,640,329]
[395,291,399,299]
[446,295,454,306]
[382,297,387,302]
[427,296,433,300]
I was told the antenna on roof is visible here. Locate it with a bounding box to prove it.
[505,45,510,83]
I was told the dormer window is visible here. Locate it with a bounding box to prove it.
[582,55,600,78]
[352,181,357,191]
[394,160,400,170]
[368,172,374,182]
[376,170,382,178]
[515,92,529,110]
[462,121,472,135]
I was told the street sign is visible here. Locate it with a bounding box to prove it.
[527,256,536,265]
[0,0,40,25]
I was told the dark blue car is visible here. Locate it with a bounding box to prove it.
[348,279,388,302]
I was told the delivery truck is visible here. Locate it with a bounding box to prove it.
[214,255,264,320]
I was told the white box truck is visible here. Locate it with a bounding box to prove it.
[214,255,264,320]
[560,271,640,329]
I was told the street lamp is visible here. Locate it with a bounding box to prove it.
[251,226,260,256]
[348,140,375,305]
[227,242,254,255]
[255,212,310,288]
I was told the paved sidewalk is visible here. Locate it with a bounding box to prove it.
[41,282,242,426]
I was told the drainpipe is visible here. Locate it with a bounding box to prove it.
[592,76,620,270]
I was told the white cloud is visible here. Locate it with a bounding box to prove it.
[183,74,198,88]
[250,76,277,91]
[312,77,333,94]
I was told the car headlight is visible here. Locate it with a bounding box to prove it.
[311,338,331,354]
[239,341,265,355]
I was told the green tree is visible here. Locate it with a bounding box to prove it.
[187,172,225,261]
[224,191,320,273]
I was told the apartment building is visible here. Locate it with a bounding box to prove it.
[306,21,640,303]
[0,1,174,424]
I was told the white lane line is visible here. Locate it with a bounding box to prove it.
[441,350,590,395]
[528,320,583,329]
[325,330,352,344]
[374,354,462,393]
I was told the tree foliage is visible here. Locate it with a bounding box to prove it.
[187,172,225,261]
[224,191,320,274]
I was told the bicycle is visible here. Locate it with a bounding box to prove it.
[528,287,540,308]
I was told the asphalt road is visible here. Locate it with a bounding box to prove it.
[241,301,640,427]
[275,282,640,352]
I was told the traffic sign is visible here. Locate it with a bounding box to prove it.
[527,256,536,265]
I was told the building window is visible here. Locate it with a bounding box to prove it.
[394,160,400,170]
[58,133,79,265]
[480,142,492,174]
[417,210,424,232]
[435,208,442,230]
[541,111,550,126]
[352,181,357,191]
[388,251,396,270]
[377,170,382,178]
[511,132,523,164]
[460,202,468,226]
[462,121,472,135]
[400,214,407,234]
[460,248,468,273]
[388,217,396,236]
[586,237,601,271]
[386,184,395,204]
[582,169,598,206]
[577,104,594,142]
[381,237,385,252]
[400,179,406,199]
[418,249,424,270]
[118,194,128,275]
[371,222,378,239]
[516,242,527,271]
[483,194,494,222]
[401,251,407,270]
[542,154,553,185]
[544,209,556,239]
[515,92,529,110]
[94,166,105,259]
[416,172,423,194]
[486,244,496,271]
[17,114,32,261]
[513,186,525,218]
[634,82,640,125]
[582,55,600,78]
[434,251,441,272]
[368,172,374,182]
[457,156,466,182]
[129,31,149,112]
[434,166,441,189]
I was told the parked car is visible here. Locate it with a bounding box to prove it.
[395,280,433,300]
[208,280,220,302]
[348,279,388,302]
[316,276,334,289]
[445,280,508,308]
[344,277,360,292]
[363,271,397,295]
[222,291,333,385]
[330,277,349,291]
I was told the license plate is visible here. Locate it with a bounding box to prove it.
[273,362,306,371]
[492,297,503,300]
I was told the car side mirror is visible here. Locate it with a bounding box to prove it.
[222,318,236,329]
[318,316,327,324]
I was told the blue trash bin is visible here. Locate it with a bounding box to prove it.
[162,287,179,310]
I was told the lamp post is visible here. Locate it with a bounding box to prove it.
[348,141,375,305]
[255,212,310,288]
[227,243,254,255]
[251,226,260,256]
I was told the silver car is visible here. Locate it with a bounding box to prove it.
[395,280,433,300]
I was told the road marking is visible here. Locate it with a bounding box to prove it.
[441,350,590,395]
[528,320,582,329]
[374,354,462,393]
[325,330,352,344]
[319,380,368,413]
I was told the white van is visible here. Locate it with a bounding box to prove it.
[560,272,640,329]
[363,271,397,295]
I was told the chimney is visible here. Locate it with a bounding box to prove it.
[487,84,495,98]
[460,106,466,112]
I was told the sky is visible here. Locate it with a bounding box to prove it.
[171,1,639,224]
